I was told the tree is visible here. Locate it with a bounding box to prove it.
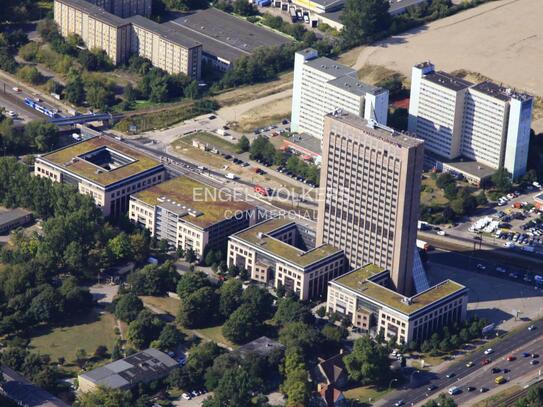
[168,342,223,390]
[177,286,218,328]
[436,172,456,189]
[158,324,183,351]
[491,168,512,193]
[282,348,310,407]
[78,387,133,407]
[233,0,256,16]
[111,339,123,361]
[127,309,165,349]
[176,271,210,300]
[114,293,143,323]
[94,345,108,359]
[341,0,391,48]
[237,135,250,153]
[203,366,261,407]
[343,335,391,385]
[274,297,313,325]
[86,82,115,110]
[16,65,43,85]
[279,322,320,356]
[222,304,263,344]
[321,324,346,352]
[75,348,87,368]
[242,285,274,321]
[184,80,200,99]
[23,121,57,152]
[185,248,196,263]
[64,77,85,105]
[218,278,243,318]
[422,393,457,407]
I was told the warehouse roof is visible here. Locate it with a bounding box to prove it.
[128,15,201,49]
[55,0,128,27]
[171,8,290,57]
[132,176,255,229]
[79,348,177,390]
[0,207,32,227]
[37,136,163,187]
[232,218,342,268]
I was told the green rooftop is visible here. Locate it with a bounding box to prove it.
[335,266,466,315]
[39,137,162,187]
[133,176,255,229]
[233,218,342,268]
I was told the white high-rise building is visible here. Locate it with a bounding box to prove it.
[408,62,533,180]
[291,48,389,141]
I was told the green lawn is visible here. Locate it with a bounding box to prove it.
[194,325,238,349]
[183,132,238,153]
[29,309,117,363]
[140,295,180,316]
[420,174,448,206]
[343,385,392,404]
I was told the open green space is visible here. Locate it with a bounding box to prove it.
[140,295,180,317]
[182,132,238,154]
[195,325,238,349]
[420,175,448,206]
[343,385,392,404]
[29,309,117,363]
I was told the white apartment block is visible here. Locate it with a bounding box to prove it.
[409,62,533,180]
[129,177,256,258]
[291,48,389,141]
[227,218,345,301]
[326,265,468,345]
[54,0,202,78]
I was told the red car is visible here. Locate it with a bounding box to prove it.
[481,358,491,366]
[506,355,516,362]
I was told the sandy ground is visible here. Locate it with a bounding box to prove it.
[351,0,542,96]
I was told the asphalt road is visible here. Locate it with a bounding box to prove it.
[385,322,543,407]
[0,85,44,122]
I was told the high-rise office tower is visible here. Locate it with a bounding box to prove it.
[316,111,424,295]
[291,48,389,141]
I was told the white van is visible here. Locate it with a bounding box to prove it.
[448,386,460,395]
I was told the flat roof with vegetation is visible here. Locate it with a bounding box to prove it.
[232,217,342,269]
[38,136,162,187]
[133,176,255,229]
[334,266,466,315]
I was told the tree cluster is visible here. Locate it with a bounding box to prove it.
[422,393,457,407]
[418,317,488,355]
[0,118,58,154]
[1,347,61,392]
[343,335,391,385]
[126,261,178,296]
[0,30,27,73]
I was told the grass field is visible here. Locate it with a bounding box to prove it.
[183,132,238,153]
[343,385,392,404]
[195,325,238,349]
[29,310,117,363]
[420,175,448,206]
[140,295,180,316]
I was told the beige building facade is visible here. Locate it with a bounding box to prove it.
[89,0,152,18]
[326,265,468,345]
[316,111,424,295]
[35,136,166,217]
[228,218,345,301]
[129,177,256,258]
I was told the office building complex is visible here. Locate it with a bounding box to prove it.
[54,0,202,78]
[130,176,256,258]
[228,217,345,300]
[409,62,533,181]
[88,0,151,18]
[326,264,468,344]
[316,111,424,295]
[35,136,166,217]
[291,49,389,141]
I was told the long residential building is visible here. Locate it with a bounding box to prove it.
[130,176,256,258]
[54,0,202,78]
[228,217,345,301]
[88,0,151,17]
[408,61,533,181]
[317,111,424,295]
[35,136,166,217]
[326,264,468,344]
[291,48,389,141]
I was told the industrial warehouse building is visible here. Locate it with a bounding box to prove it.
[130,176,257,258]
[35,136,166,217]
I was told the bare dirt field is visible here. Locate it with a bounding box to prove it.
[347,0,543,128]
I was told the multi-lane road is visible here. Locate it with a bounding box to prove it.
[383,321,543,406]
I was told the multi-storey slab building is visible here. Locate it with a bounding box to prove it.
[130,176,256,258]
[129,16,202,78]
[54,0,202,78]
[291,48,389,141]
[228,217,345,300]
[326,264,468,344]
[54,0,132,64]
[88,0,151,18]
[409,62,533,181]
[35,136,166,217]
[317,111,424,295]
